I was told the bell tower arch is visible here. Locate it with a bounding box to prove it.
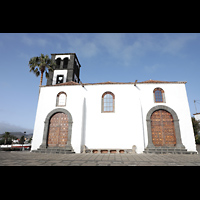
[46,53,81,85]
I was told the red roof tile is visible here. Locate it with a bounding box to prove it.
[51,81,79,86]
[42,80,187,87]
[139,80,187,84]
[139,80,170,83]
[83,81,135,85]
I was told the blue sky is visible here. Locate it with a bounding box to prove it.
[0,33,200,134]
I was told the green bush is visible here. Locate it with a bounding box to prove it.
[195,135,200,144]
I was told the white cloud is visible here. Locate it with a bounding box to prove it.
[94,33,159,66]
[37,38,48,47]
[81,42,98,57]
[46,33,200,66]
[96,33,124,56]
[58,33,98,58]
[49,33,126,59]
[22,34,34,45]
[157,33,199,55]
[144,64,161,73]
[47,33,154,63]
[21,33,49,47]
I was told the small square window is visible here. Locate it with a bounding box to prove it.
[56,75,64,84]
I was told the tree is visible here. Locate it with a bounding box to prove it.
[2,132,10,144]
[192,117,200,144]
[29,54,56,86]
[1,132,18,145]
[28,137,32,143]
[192,117,200,136]
[19,136,25,144]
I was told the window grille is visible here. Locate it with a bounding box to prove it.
[153,88,165,103]
[56,92,67,107]
[102,92,115,112]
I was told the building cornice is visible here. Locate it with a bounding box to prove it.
[41,80,187,87]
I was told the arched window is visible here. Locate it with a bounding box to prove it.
[55,58,61,69]
[102,92,115,113]
[153,88,165,103]
[56,92,67,107]
[63,58,68,69]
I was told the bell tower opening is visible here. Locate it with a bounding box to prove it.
[46,53,81,85]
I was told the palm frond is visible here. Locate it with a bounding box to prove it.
[29,54,56,86]
[45,71,49,78]
[34,68,40,77]
[36,71,40,77]
[29,66,35,72]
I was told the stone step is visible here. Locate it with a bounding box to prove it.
[143,147,196,154]
[32,147,75,154]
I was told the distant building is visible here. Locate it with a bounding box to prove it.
[194,113,200,121]
[31,53,197,154]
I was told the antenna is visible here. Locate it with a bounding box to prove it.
[194,100,200,113]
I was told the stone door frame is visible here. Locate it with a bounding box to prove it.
[146,105,185,149]
[40,108,73,150]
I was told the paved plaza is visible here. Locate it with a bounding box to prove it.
[1,150,200,166]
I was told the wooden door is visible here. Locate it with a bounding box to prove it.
[47,112,68,147]
[151,110,176,147]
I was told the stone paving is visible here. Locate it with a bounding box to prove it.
[1,151,200,166]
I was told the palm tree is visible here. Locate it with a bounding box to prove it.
[2,132,10,145]
[29,54,56,86]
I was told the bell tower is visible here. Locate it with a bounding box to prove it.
[46,53,81,85]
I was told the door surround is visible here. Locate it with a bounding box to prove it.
[146,105,185,149]
[40,108,73,150]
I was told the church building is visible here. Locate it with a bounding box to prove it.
[31,53,197,154]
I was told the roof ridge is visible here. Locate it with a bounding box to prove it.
[43,80,187,87]
[53,81,79,86]
[139,79,169,83]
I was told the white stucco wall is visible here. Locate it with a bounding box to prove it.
[137,83,196,152]
[31,82,197,154]
[84,84,144,153]
[31,85,85,153]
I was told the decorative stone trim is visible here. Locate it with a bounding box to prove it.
[85,148,135,154]
[145,105,185,152]
[39,108,73,152]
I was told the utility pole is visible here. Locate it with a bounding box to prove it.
[194,100,197,113]
[194,100,200,113]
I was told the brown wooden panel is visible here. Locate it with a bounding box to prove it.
[151,110,176,147]
[47,112,68,148]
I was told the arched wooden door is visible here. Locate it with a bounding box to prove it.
[151,109,176,147]
[47,112,68,147]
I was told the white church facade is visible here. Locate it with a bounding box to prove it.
[31,53,197,154]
